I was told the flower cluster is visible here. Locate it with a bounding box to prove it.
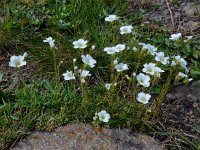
[8,14,194,126]
[103,44,126,55]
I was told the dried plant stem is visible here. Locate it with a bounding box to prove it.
[165,0,175,28]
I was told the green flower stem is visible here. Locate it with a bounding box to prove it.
[17,67,26,87]
[81,65,89,116]
[80,48,84,55]
[141,105,148,130]
[127,72,137,95]
[52,47,60,101]
[152,70,174,117]
[110,54,115,81]
[108,72,120,106]
[147,75,159,93]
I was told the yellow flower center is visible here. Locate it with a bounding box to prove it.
[15,61,20,67]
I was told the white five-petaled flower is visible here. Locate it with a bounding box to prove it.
[137,92,151,104]
[115,44,126,52]
[155,52,169,65]
[105,83,112,90]
[79,69,91,77]
[154,67,165,77]
[177,72,188,78]
[81,54,97,68]
[120,25,133,34]
[43,37,55,48]
[103,46,117,55]
[9,53,27,68]
[63,71,75,80]
[172,55,188,72]
[142,63,156,75]
[169,33,182,41]
[73,39,88,49]
[136,73,150,87]
[115,63,128,72]
[139,43,157,55]
[105,15,118,22]
[184,36,193,43]
[98,110,110,123]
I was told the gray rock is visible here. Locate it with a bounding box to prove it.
[185,21,200,31]
[13,124,163,150]
[183,3,195,17]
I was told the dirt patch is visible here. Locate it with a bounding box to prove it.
[153,81,200,149]
[128,0,200,35]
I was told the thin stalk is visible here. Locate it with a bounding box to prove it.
[52,48,60,101]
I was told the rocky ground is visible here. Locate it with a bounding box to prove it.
[153,81,200,149]
[128,0,200,35]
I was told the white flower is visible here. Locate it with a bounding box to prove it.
[186,36,193,40]
[115,44,126,52]
[9,54,27,68]
[169,33,182,41]
[120,25,133,34]
[23,52,28,58]
[103,46,117,55]
[81,54,97,68]
[113,59,118,65]
[154,67,165,77]
[171,61,176,66]
[189,78,193,82]
[175,56,187,66]
[81,79,85,83]
[98,110,110,123]
[126,75,130,80]
[73,58,77,62]
[184,36,193,43]
[115,63,128,72]
[105,83,112,90]
[132,47,138,52]
[173,55,188,72]
[142,63,156,75]
[105,15,118,22]
[139,43,157,55]
[79,70,91,77]
[91,45,95,50]
[155,52,169,65]
[137,92,151,104]
[133,72,136,77]
[136,73,150,87]
[73,39,87,49]
[43,37,55,48]
[177,72,187,78]
[93,113,98,121]
[63,71,75,80]
[74,66,78,70]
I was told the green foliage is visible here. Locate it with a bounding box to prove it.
[0,0,200,149]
